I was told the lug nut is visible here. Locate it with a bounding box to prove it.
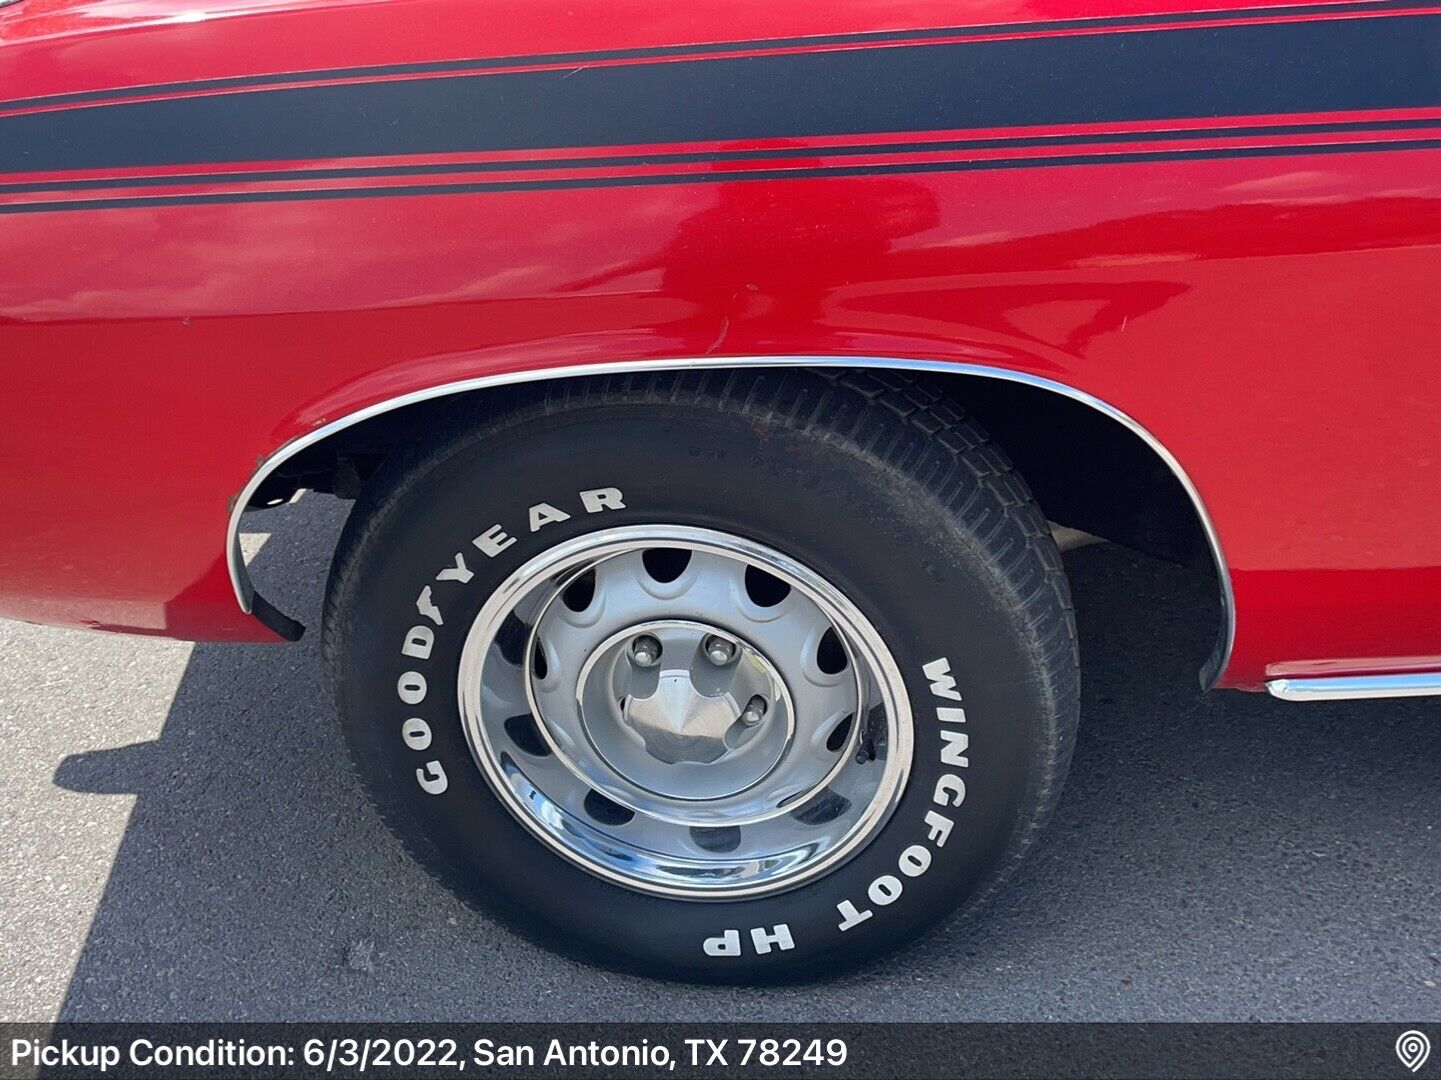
[630,634,662,667]
[704,635,738,665]
[738,695,768,727]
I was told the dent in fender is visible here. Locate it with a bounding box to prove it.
[226,356,1235,685]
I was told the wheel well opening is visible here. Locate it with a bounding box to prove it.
[910,372,1211,570]
[237,362,1227,682]
[254,369,1211,565]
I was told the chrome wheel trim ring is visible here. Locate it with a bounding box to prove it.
[457,525,914,900]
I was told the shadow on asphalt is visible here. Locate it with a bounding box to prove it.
[49,494,1441,1021]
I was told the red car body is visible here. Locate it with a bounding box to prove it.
[1,0,1438,693]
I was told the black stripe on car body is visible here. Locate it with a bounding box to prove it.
[0,0,1424,114]
[3,138,1438,215]
[1,13,1438,175]
[1,117,1438,195]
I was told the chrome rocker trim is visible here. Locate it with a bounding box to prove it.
[1266,673,1441,701]
[226,355,1236,684]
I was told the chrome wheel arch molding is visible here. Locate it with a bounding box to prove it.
[226,355,1237,686]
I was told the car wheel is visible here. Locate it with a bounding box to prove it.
[323,368,1078,981]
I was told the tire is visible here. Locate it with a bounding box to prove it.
[323,368,1078,982]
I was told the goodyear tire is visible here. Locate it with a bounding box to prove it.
[324,369,1078,981]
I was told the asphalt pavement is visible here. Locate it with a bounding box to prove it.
[1,493,1436,1022]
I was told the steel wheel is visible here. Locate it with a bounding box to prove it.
[458,526,913,899]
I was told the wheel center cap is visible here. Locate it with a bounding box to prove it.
[622,674,743,764]
[571,620,794,802]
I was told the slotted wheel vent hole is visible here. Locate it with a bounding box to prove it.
[503,714,551,757]
[561,568,596,611]
[531,641,549,679]
[641,547,691,582]
[496,610,530,665]
[826,713,855,753]
[583,790,634,825]
[791,789,851,826]
[817,627,848,674]
[856,703,887,763]
[744,564,792,607]
[689,825,742,853]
